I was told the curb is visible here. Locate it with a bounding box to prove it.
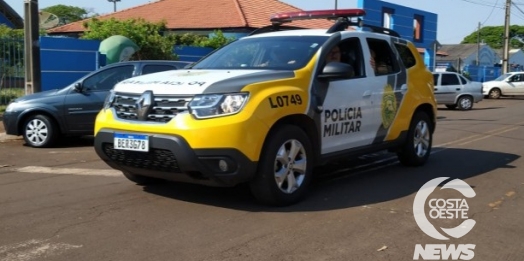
[0,132,22,142]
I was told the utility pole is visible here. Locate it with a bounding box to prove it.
[108,0,121,12]
[335,0,338,10]
[23,0,41,94]
[477,22,481,66]
[502,0,511,73]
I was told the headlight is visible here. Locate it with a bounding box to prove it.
[188,93,249,119]
[103,90,116,110]
[5,102,16,112]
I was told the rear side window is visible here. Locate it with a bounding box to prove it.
[459,75,468,84]
[367,38,400,75]
[394,43,416,68]
[441,73,460,85]
[142,65,177,75]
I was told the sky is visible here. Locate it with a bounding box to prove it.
[4,0,523,44]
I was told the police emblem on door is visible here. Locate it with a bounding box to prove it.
[381,84,397,129]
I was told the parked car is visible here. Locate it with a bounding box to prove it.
[432,72,483,110]
[2,60,186,148]
[482,72,524,99]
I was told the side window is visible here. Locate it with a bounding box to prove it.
[441,73,460,86]
[142,65,177,75]
[433,74,439,86]
[394,43,416,68]
[367,38,401,75]
[459,75,468,85]
[337,37,365,78]
[83,65,134,91]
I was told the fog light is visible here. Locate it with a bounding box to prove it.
[218,160,228,172]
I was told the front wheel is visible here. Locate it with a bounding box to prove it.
[397,112,433,167]
[23,114,59,148]
[250,125,313,206]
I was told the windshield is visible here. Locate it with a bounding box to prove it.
[192,36,328,70]
[494,73,512,81]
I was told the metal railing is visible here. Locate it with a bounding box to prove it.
[0,36,24,107]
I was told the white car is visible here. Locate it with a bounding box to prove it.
[432,72,483,110]
[482,72,524,99]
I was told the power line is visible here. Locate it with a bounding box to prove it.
[482,0,501,25]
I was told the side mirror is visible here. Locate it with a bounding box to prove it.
[74,82,83,92]
[318,62,355,79]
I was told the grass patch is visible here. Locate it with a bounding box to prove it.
[0,87,24,113]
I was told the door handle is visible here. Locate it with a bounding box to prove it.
[434,88,438,91]
[363,90,371,97]
[456,88,461,91]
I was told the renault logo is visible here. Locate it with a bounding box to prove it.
[135,91,154,121]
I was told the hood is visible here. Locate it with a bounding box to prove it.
[113,69,295,95]
[14,89,61,102]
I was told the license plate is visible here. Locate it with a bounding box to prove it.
[114,133,149,152]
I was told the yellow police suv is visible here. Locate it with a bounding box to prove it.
[94,9,437,206]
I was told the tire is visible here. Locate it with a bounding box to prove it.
[488,88,501,99]
[457,96,473,110]
[397,112,433,167]
[250,125,314,206]
[122,171,160,185]
[445,104,457,110]
[23,114,59,148]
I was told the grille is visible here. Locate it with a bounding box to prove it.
[103,144,181,173]
[112,93,192,123]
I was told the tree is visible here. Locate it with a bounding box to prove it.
[81,18,178,60]
[41,5,97,24]
[461,25,524,49]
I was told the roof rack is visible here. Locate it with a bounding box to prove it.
[264,9,400,38]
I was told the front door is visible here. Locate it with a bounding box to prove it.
[320,37,382,154]
[64,65,134,133]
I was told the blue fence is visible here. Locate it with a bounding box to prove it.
[41,37,106,91]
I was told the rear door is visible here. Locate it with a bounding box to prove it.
[434,73,461,104]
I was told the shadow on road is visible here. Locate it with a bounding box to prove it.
[141,148,519,212]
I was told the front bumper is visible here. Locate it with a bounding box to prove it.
[2,111,19,135]
[94,129,258,187]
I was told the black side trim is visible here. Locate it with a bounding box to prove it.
[319,131,407,165]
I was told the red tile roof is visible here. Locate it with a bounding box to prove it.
[48,0,336,33]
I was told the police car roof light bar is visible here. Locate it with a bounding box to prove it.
[270,9,366,25]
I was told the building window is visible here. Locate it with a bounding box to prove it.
[382,8,394,29]
[413,15,424,42]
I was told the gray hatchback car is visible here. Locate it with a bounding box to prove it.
[2,60,189,148]
[432,72,484,110]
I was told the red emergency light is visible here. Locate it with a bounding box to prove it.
[270,9,366,24]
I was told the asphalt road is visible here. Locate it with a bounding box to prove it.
[0,98,523,261]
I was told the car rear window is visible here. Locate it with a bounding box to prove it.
[394,43,416,68]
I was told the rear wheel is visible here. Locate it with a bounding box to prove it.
[457,96,473,110]
[23,114,59,148]
[250,125,313,206]
[488,88,501,99]
[397,112,433,167]
[122,171,160,185]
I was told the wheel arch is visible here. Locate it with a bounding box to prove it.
[263,114,320,166]
[17,109,62,135]
[414,103,436,133]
